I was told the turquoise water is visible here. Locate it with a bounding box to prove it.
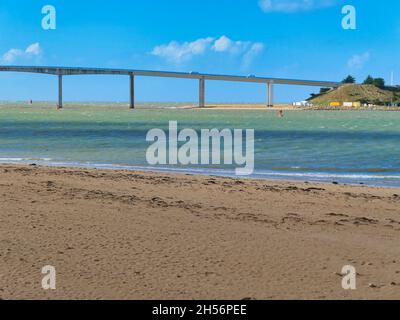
[1,104,400,187]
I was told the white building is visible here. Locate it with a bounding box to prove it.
[293,101,312,107]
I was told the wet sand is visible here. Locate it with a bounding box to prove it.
[1,164,400,300]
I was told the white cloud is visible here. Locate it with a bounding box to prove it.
[1,42,42,64]
[151,37,214,63]
[151,36,264,66]
[212,36,233,52]
[243,43,265,67]
[2,49,24,63]
[347,52,370,69]
[212,36,264,56]
[212,36,237,52]
[258,0,337,13]
[25,43,41,55]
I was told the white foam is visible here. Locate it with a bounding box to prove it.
[1,158,400,187]
[0,157,52,162]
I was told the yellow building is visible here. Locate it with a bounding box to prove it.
[329,101,361,108]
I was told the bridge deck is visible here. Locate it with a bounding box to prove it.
[0,65,340,108]
[0,66,339,87]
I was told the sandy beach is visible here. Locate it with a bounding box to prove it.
[1,164,400,300]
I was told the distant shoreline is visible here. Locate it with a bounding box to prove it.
[1,102,400,111]
[203,104,400,111]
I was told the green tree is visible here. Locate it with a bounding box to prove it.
[319,87,331,94]
[342,75,356,84]
[363,75,374,85]
[373,78,385,88]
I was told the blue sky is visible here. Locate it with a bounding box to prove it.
[0,0,399,103]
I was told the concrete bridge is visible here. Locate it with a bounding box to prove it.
[0,65,340,109]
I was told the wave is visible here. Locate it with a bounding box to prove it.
[253,171,400,180]
[0,157,53,162]
[1,157,400,188]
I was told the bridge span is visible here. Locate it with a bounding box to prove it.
[0,65,340,109]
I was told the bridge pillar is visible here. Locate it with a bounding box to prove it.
[58,74,63,109]
[199,77,205,108]
[129,74,135,109]
[267,81,274,108]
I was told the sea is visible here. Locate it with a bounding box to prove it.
[1,102,400,188]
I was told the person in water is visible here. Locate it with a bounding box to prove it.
[278,110,284,118]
